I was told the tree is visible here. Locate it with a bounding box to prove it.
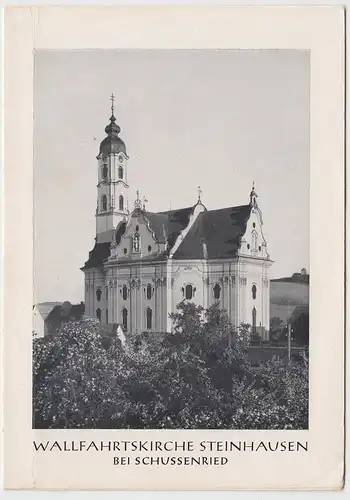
[270,317,286,343]
[33,304,308,430]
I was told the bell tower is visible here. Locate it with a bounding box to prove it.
[95,94,129,243]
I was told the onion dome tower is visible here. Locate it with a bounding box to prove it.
[95,94,129,243]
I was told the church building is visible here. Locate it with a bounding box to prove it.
[81,99,273,340]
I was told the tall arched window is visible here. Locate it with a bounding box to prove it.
[96,288,102,302]
[252,307,257,334]
[122,285,128,301]
[105,286,108,300]
[106,309,108,324]
[252,284,257,300]
[102,195,107,211]
[119,195,124,211]
[122,308,128,331]
[118,166,124,179]
[102,165,108,180]
[185,284,193,300]
[146,284,152,300]
[146,308,152,330]
[96,308,101,322]
[213,283,221,300]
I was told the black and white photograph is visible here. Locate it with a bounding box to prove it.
[32,49,310,430]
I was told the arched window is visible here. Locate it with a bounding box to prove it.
[252,307,257,334]
[105,286,108,300]
[102,165,108,180]
[185,284,193,300]
[122,285,128,301]
[122,308,128,331]
[106,309,108,324]
[102,195,107,211]
[146,308,152,330]
[213,283,221,300]
[96,308,101,322]
[96,288,102,302]
[132,232,140,253]
[252,284,257,300]
[118,166,124,179]
[119,195,124,211]
[146,284,152,300]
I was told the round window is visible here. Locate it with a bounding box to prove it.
[148,245,152,252]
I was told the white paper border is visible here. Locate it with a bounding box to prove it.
[3,5,345,491]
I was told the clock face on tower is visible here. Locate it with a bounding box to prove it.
[118,155,123,163]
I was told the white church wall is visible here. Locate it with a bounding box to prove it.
[105,261,168,332]
[112,214,164,261]
[170,261,206,322]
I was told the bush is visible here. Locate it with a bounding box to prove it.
[33,304,308,429]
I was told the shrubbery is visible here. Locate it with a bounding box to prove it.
[33,303,308,429]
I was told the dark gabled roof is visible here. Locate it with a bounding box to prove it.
[82,221,127,270]
[173,205,252,260]
[82,204,252,269]
[82,241,111,270]
[144,206,194,249]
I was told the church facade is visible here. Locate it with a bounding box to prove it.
[81,101,273,340]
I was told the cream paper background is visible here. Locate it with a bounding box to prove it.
[3,6,344,490]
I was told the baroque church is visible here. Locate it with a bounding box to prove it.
[81,98,273,340]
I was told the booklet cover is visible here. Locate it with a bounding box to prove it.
[2,5,345,490]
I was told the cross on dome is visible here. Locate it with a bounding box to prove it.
[197,186,203,203]
[110,93,115,116]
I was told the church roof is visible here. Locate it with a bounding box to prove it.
[172,204,252,260]
[144,206,194,248]
[82,207,193,269]
[82,204,253,269]
[82,241,111,270]
[99,111,127,156]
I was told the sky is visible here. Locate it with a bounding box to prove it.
[34,49,310,304]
